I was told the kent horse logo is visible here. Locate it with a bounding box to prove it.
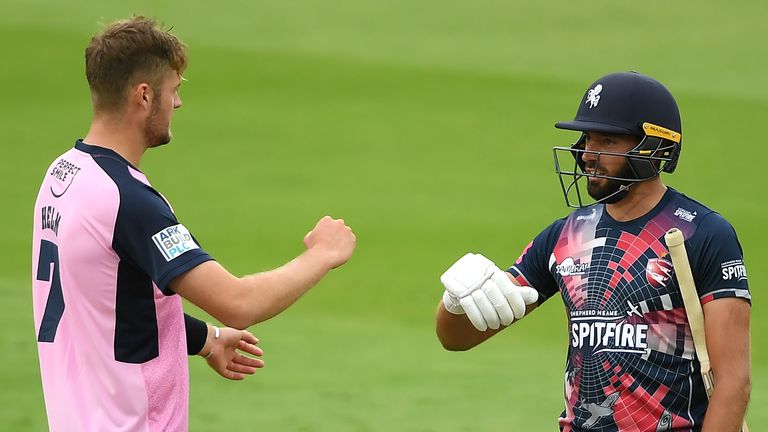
[586,84,603,108]
[646,257,674,288]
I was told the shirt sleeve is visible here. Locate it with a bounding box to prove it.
[687,212,751,305]
[184,313,208,355]
[112,178,213,295]
[507,218,566,304]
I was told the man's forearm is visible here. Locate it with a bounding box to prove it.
[701,379,750,432]
[700,298,751,432]
[238,247,333,323]
[172,251,335,331]
[435,300,538,351]
[436,302,500,351]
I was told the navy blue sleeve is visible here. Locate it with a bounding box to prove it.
[507,218,565,303]
[687,212,750,304]
[184,313,208,355]
[97,158,213,294]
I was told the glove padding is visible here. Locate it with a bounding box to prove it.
[441,253,539,331]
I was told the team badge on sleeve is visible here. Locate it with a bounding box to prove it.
[152,224,200,261]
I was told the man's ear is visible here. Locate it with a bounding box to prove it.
[130,83,152,111]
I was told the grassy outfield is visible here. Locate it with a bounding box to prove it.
[1,0,765,430]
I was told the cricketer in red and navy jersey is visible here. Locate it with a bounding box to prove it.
[509,188,750,431]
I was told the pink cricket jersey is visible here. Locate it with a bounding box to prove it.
[32,141,213,431]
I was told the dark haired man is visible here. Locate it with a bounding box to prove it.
[437,72,750,431]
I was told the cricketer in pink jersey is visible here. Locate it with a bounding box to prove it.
[32,16,356,432]
[436,72,750,431]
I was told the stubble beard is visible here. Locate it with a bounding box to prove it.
[144,98,172,148]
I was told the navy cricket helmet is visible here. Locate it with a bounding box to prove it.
[553,71,683,208]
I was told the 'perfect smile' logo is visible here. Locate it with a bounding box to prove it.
[49,158,81,198]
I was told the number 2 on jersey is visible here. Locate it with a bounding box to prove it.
[36,240,65,342]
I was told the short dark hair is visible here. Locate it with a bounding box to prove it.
[85,16,188,112]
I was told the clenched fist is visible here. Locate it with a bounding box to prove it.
[441,253,538,331]
[304,216,356,269]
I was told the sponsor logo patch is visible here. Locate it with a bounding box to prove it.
[646,257,674,288]
[49,158,81,198]
[570,310,648,355]
[152,224,199,261]
[673,207,697,222]
[721,259,747,281]
[556,257,589,277]
[576,208,598,222]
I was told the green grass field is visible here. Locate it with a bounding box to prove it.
[1,1,765,430]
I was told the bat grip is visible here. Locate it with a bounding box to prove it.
[702,369,714,398]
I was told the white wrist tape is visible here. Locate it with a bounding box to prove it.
[203,326,220,360]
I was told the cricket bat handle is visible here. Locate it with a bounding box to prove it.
[665,228,749,432]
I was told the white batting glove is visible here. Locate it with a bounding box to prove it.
[440,253,539,331]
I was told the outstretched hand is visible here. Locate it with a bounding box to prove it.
[201,326,264,380]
